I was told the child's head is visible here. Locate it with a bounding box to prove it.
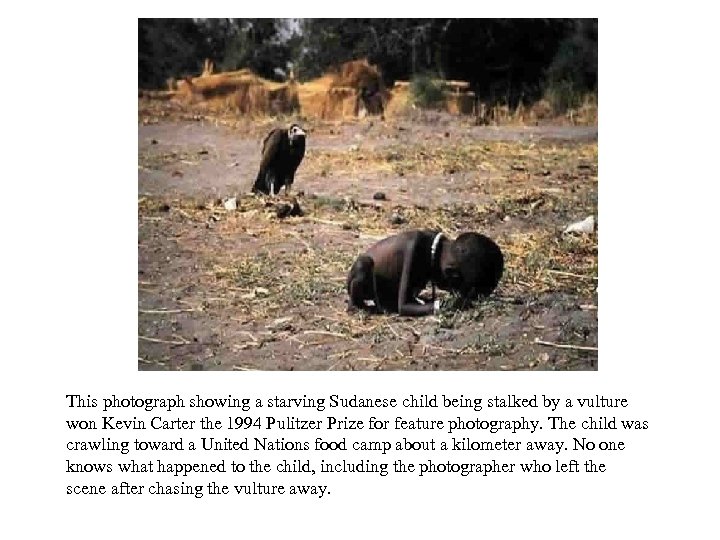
[442,232,504,299]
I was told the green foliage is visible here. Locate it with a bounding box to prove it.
[546,20,597,89]
[544,80,584,113]
[410,73,445,108]
[543,19,598,110]
[218,19,292,78]
[139,18,296,88]
[138,19,207,88]
[294,19,441,82]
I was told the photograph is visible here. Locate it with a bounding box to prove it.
[138,18,598,371]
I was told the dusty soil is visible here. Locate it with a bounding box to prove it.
[138,107,598,371]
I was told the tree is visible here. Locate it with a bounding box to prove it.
[218,19,294,79]
[138,19,206,88]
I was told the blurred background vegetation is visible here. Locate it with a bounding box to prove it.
[139,18,597,109]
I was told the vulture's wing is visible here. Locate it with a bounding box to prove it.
[261,129,276,155]
[252,129,283,193]
[259,129,284,171]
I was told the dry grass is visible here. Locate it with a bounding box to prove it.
[139,142,597,319]
[305,140,597,179]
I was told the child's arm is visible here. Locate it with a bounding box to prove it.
[397,239,438,316]
[347,255,386,313]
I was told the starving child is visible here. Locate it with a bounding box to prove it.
[346,230,504,316]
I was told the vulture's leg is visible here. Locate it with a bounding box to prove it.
[285,174,294,195]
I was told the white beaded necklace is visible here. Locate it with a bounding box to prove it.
[430,232,444,302]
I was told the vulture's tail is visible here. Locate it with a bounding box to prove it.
[251,170,268,194]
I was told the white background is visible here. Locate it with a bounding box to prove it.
[3,4,719,539]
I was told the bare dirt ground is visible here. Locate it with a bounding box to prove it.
[138,104,598,371]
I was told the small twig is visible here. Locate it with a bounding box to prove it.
[402,324,422,339]
[356,356,383,364]
[327,354,353,370]
[139,335,190,345]
[239,331,259,343]
[287,336,305,347]
[580,304,598,311]
[424,344,462,355]
[386,324,400,339]
[306,217,345,227]
[534,338,598,352]
[547,269,598,280]
[327,350,352,360]
[302,330,356,341]
[287,230,315,252]
[327,360,342,371]
[312,315,347,325]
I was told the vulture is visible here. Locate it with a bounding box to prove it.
[251,124,306,195]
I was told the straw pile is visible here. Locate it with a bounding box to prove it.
[172,64,299,115]
[298,59,388,119]
[151,59,386,119]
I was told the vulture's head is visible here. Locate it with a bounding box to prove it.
[288,124,306,145]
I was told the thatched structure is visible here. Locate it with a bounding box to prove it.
[171,64,299,115]
[385,79,476,116]
[143,59,384,119]
[298,59,388,119]
[442,81,475,115]
[140,58,483,119]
